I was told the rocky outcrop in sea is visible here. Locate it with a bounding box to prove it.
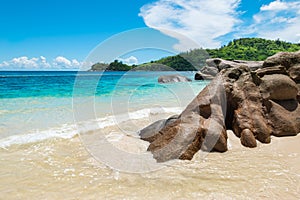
[139,51,300,162]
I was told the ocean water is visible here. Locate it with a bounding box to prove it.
[0,71,206,139]
[0,71,299,199]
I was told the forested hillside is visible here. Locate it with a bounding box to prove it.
[90,38,300,71]
[207,38,300,61]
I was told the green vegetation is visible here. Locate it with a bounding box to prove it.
[90,38,300,71]
[207,38,300,61]
[91,60,136,71]
[90,63,109,71]
[138,55,196,71]
[137,49,210,71]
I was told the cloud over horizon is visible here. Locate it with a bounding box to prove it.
[0,56,85,70]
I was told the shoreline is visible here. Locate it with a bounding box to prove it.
[0,124,299,199]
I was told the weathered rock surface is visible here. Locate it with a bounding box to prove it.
[200,66,219,76]
[256,66,288,77]
[195,58,263,80]
[288,64,300,82]
[139,115,179,142]
[263,51,300,69]
[240,129,257,148]
[206,58,263,71]
[260,74,298,100]
[194,72,215,80]
[158,75,192,83]
[140,51,300,162]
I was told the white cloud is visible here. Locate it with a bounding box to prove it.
[251,0,300,43]
[0,61,9,67]
[0,56,85,70]
[270,17,294,24]
[118,56,139,65]
[39,56,51,68]
[72,59,80,66]
[11,56,39,68]
[260,0,289,11]
[139,0,241,50]
[53,56,72,67]
[0,56,48,69]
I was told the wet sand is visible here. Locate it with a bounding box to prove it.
[0,122,299,199]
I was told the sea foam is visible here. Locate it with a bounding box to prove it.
[0,107,182,148]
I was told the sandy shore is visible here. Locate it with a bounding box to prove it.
[227,130,300,172]
[0,126,299,199]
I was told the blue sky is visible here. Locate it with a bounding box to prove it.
[0,0,299,70]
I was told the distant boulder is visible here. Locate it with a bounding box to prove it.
[158,75,192,83]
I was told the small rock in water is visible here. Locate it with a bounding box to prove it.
[158,75,192,83]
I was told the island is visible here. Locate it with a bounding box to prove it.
[90,38,300,71]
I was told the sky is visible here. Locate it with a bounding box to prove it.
[0,0,299,70]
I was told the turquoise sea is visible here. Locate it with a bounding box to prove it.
[0,71,208,145]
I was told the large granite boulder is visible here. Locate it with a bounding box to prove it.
[143,76,228,162]
[140,51,300,162]
[260,74,298,100]
[158,75,192,83]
